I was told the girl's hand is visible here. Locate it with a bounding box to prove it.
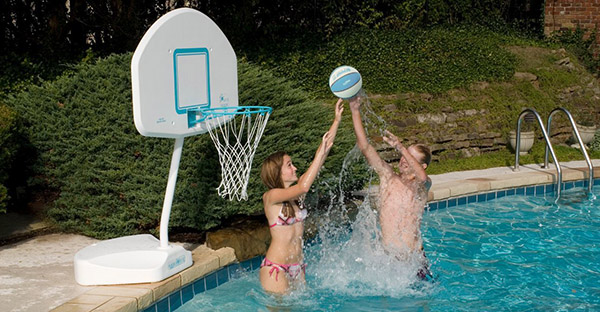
[321,131,334,155]
[334,98,344,122]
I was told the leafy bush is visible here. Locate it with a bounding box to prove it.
[245,25,517,96]
[590,130,600,152]
[549,26,600,75]
[0,52,73,99]
[6,53,363,238]
[0,104,17,213]
[0,103,32,213]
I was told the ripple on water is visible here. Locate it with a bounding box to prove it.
[177,188,600,311]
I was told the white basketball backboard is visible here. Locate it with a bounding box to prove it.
[75,7,256,287]
[131,8,238,138]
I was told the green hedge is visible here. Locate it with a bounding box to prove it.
[6,53,364,238]
[0,104,17,213]
[0,103,33,213]
[246,25,517,96]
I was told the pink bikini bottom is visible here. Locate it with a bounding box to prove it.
[260,257,306,281]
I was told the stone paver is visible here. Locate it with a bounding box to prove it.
[49,245,236,312]
[0,234,97,312]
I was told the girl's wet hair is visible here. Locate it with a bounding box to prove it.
[260,151,286,189]
[260,151,295,218]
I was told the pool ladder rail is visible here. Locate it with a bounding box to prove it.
[513,108,594,200]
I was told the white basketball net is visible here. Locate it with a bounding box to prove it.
[205,108,271,201]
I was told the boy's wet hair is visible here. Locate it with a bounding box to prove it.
[413,144,431,167]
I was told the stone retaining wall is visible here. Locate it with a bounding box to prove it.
[375,62,600,163]
[378,106,578,163]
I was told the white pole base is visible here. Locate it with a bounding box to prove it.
[74,234,192,286]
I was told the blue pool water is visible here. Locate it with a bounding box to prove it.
[175,186,600,311]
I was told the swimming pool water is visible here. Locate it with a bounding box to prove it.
[175,186,600,311]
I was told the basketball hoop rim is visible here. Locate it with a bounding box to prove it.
[192,105,272,122]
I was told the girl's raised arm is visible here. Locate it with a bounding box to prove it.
[265,100,343,205]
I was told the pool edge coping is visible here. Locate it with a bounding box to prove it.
[428,165,598,201]
[50,246,238,312]
[50,165,599,312]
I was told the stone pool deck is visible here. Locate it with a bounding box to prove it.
[1,160,598,312]
[51,245,237,312]
[428,159,600,201]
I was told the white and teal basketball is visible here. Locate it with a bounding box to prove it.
[328,65,362,99]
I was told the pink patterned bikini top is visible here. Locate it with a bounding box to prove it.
[269,201,307,228]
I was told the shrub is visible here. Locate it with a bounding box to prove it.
[590,130,600,152]
[0,52,72,100]
[549,26,600,75]
[0,104,16,213]
[0,103,32,213]
[245,25,517,96]
[6,53,364,238]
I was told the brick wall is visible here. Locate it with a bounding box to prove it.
[545,0,600,37]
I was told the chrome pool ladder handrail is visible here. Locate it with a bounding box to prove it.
[514,108,563,200]
[544,107,594,193]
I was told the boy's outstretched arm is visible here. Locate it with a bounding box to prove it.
[349,97,392,177]
[382,130,431,189]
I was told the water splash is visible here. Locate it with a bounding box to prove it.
[307,199,433,298]
[305,93,434,299]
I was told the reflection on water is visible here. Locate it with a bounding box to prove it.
[178,187,600,311]
[177,92,600,311]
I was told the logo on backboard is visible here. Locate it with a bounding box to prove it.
[219,93,229,105]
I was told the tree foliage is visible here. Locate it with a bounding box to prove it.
[248,26,517,96]
[1,0,542,60]
[0,104,18,213]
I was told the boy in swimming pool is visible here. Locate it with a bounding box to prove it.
[348,96,432,278]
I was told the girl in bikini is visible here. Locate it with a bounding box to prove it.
[259,99,343,294]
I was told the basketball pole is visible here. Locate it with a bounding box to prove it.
[159,137,184,249]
